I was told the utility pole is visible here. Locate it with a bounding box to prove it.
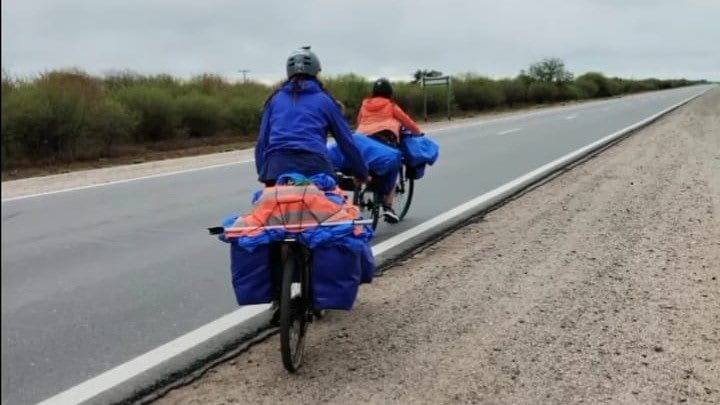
[238,69,250,83]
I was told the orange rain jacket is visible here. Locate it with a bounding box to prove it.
[356,97,422,142]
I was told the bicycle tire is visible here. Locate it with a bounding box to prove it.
[369,189,381,230]
[355,184,380,230]
[394,166,414,220]
[279,247,307,372]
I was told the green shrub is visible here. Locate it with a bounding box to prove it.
[113,85,180,142]
[576,72,622,97]
[84,98,138,156]
[221,98,263,135]
[558,83,582,100]
[188,74,228,95]
[394,82,451,120]
[499,78,527,106]
[575,78,599,98]
[0,65,704,172]
[453,74,505,110]
[325,74,370,120]
[2,70,106,163]
[527,81,559,103]
[176,91,223,138]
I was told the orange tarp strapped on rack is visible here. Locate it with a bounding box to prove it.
[225,184,362,238]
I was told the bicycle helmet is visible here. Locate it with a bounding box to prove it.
[286,46,321,78]
[372,78,393,97]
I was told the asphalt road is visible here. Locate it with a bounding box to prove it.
[1,85,712,405]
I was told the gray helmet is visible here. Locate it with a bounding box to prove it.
[286,46,321,78]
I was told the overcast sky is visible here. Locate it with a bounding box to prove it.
[2,0,718,83]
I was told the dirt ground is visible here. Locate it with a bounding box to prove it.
[150,89,719,404]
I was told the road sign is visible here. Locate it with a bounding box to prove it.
[420,75,452,121]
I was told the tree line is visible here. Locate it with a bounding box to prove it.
[1,59,707,171]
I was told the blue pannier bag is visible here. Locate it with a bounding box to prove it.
[230,242,274,305]
[312,244,361,310]
[328,133,401,176]
[407,164,426,180]
[360,243,376,284]
[401,135,440,168]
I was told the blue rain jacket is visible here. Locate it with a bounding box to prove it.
[255,78,368,181]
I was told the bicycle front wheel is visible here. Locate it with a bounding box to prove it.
[279,248,307,372]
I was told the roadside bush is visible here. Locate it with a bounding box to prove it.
[188,74,228,95]
[621,79,655,93]
[1,71,14,97]
[325,74,370,120]
[558,83,582,100]
[394,82,451,120]
[575,78,599,98]
[2,85,53,165]
[0,65,704,173]
[1,73,16,166]
[607,78,624,96]
[453,74,505,111]
[576,72,622,97]
[639,79,661,91]
[2,70,106,163]
[499,78,527,106]
[113,86,180,142]
[103,70,145,89]
[176,91,223,138]
[527,81,559,103]
[221,98,263,135]
[84,98,138,157]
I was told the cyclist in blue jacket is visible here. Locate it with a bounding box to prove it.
[255,46,369,186]
[255,46,369,326]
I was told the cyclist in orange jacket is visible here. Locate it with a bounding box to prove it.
[356,78,423,223]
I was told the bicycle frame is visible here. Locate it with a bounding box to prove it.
[342,163,414,230]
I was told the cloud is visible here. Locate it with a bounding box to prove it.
[2,0,718,81]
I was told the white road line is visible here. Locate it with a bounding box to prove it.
[1,160,253,203]
[32,86,713,405]
[497,128,522,135]
[565,114,578,120]
[34,305,268,405]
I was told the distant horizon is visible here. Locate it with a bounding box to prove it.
[2,65,713,86]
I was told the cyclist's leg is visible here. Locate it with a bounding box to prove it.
[380,164,400,206]
[366,131,402,223]
[379,164,401,223]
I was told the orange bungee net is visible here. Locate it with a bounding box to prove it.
[224,184,363,238]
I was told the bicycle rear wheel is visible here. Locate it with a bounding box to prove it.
[392,166,414,220]
[279,247,307,372]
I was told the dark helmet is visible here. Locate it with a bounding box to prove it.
[372,77,393,97]
[286,46,321,78]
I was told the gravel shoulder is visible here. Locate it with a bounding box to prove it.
[153,89,719,404]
